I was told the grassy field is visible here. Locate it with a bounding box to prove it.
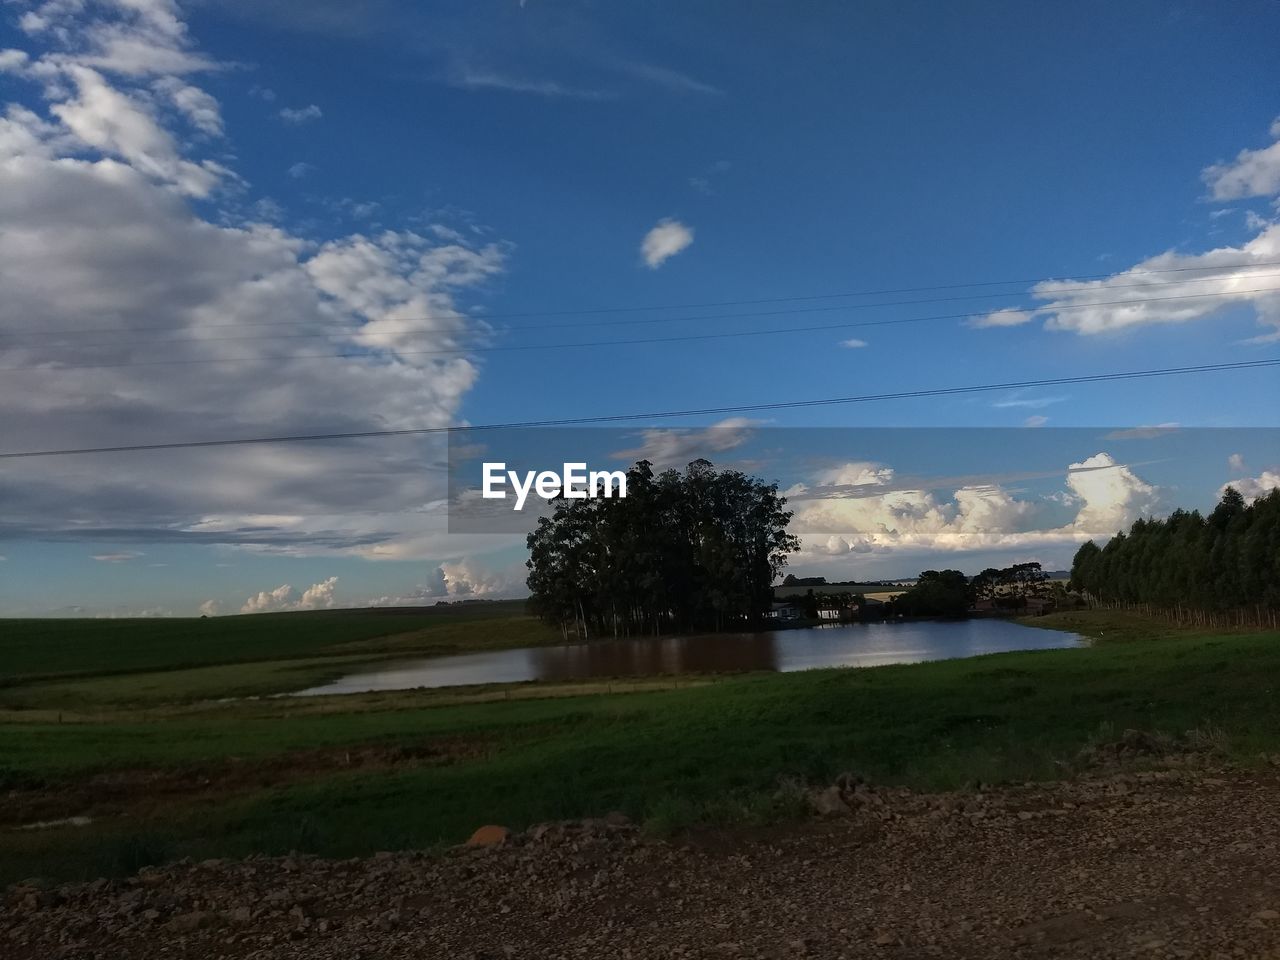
[2,609,1278,884]
[0,601,562,708]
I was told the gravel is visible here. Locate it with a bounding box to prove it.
[6,762,1280,959]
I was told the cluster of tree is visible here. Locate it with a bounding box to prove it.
[781,575,828,586]
[890,562,1055,617]
[892,569,972,617]
[971,562,1052,607]
[526,459,799,637]
[1070,487,1280,611]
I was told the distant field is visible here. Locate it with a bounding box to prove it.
[0,601,563,707]
[1,609,1277,884]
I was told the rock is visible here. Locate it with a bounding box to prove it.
[466,825,511,847]
[1254,909,1279,921]
[811,786,851,817]
[167,910,216,933]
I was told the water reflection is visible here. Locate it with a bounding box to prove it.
[294,619,1083,696]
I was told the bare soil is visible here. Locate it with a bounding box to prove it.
[6,761,1280,959]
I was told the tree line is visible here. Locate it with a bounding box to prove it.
[891,562,1053,618]
[1070,486,1280,612]
[526,459,798,637]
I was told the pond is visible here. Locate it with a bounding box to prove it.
[292,618,1084,696]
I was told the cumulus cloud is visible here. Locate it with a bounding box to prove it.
[787,452,1160,564]
[287,161,313,178]
[1229,452,1246,472]
[0,2,508,564]
[1224,470,1280,504]
[198,599,223,617]
[974,118,1280,341]
[366,559,523,604]
[640,218,693,268]
[279,104,322,124]
[1066,453,1159,534]
[241,576,338,613]
[1203,117,1280,200]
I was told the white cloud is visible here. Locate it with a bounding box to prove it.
[241,576,339,613]
[366,558,525,604]
[154,76,222,136]
[787,451,1160,566]
[610,417,759,467]
[91,552,143,562]
[439,559,515,597]
[1229,452,1246,472]
[0,3,507,564]
[1066,453,1158,534]
[839,338,868,349]
[610,60,722,97]
[1224,470,1280,504]
[1024,415,1049,428]
[287,161,313,178]
[51,64,228,196]
[198,599,223,616]
[279,104,322,124]
[640,218,693,269]
[991,392,1067,410]
[971,308,1033,329]
[974,117,1280,340]
[1203,117,1280,200]
[447,66,613,101]
[0,49,30,73]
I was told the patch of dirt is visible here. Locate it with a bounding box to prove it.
[0,736,488,828]
[8,761,1280,958]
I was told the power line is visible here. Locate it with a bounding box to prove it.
[4,286,1279,373]
[14,268,1280,348]
[2,357,1275,460]
[10,257,1280,339]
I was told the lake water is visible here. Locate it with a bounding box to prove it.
[292,619,1084,696]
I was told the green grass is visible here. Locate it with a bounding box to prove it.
[0,604,563,705]
[0,601,544,682]
[1020,608,1198,643]
[2,611,1278,884]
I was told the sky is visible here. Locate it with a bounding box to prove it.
[0,0,1278,616]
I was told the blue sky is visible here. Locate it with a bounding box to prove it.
[1,0,1278,616]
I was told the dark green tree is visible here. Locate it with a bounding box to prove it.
[526,459,799,636]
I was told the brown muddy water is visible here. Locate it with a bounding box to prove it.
[293,619,1084,696]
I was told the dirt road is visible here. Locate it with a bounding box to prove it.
[6,762,1280,959]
